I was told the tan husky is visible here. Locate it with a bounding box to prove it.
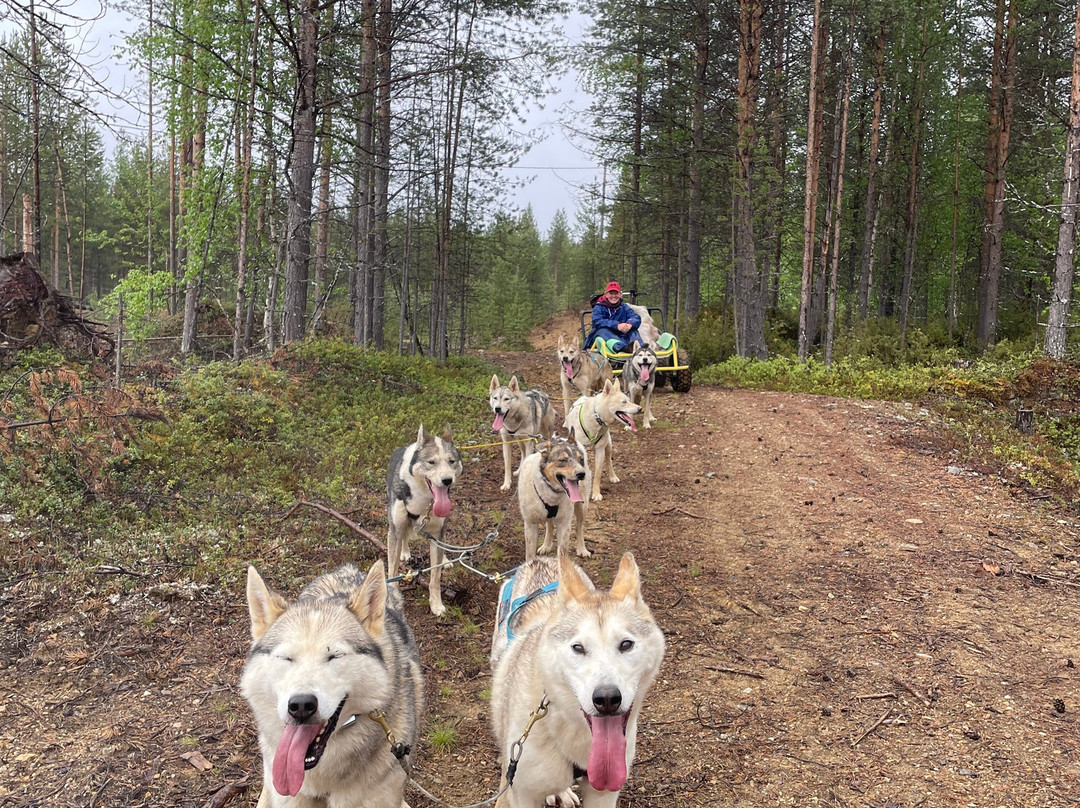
[489,374,557,492]
[489,551,666,808]
[240,561,423,808]
[557,334,613,415]
[517,436,591,560]
[565,379,641,502]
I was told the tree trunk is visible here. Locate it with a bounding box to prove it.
[899,16,929,345]
[282,0,320,343]
[234,0,259,361]
[311,108,332,335]
[857,18,885,321]
[977,0,1017,349]
[797,0,826,359]
[949,0,965,339]
[684,0,708,321]
[734,0,767,359]
[766,0,788,311]
[373,0,392,349]
[824,0,854,366]
[1045,1,1080,359]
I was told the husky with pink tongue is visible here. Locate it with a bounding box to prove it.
[489,551,666,808]
[517,436,592,561]
[240,561,423,808]
[386,424,463,616]
[489,374,557,492]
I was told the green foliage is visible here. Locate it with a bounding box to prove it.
[427,721,458,753]
[129,340,493,504]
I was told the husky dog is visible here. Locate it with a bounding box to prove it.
[240,562,423,808]
[626,305,661,346]
[387,424,463,616]
[557,335,613,416]
[622,341,658,429]
[517,436,591,561]
[490,552,666,808]
[565,379,641,502]
[489,374,557,492]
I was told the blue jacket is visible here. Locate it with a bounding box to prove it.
[585,300,641,347]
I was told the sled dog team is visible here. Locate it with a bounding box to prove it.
[241,337,670,808]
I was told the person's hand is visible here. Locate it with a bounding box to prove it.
[618,322,631,333]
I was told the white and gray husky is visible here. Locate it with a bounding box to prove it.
[565,379,641,502]
[240,561,423,808]
[517,436,591,560]
[622,341,658,429]
[387,424,463,616]
[489,374,557,492]
[490,551,666,808]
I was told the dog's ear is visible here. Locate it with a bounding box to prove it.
[246,566,287,640]
[602,378,614,395]
[630,340,640,354]
[649,340,659,352]
[609,552,642,603]
[509,375,520,392]
[350,560,388,636]
[557,334,565,349]
[416,423,427,445]
[490,374,500,394]
[536,437,551,455]
[558,550,593,603]
[441,424,454,443]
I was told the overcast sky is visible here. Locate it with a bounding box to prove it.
[5,0,599,235]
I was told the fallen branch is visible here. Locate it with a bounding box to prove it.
[652,506,715,520]
[892,675,932,708]
[854,692,897,701]
[1013,569,1080,589]
[705,665,765,680]
[201,777,252,808]
[852,705,894,747]
[284,499,386,553]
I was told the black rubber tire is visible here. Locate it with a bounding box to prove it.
[671,350,692,392]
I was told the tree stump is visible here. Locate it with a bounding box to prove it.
[1016,408,1035,435]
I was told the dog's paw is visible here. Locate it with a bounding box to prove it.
[537,542,554,555]
[576,547,592,558]
[591,492,603,502]
[609,474,621,484]
[545,788,580,807]
[429,602,447,617]
[500,481,512,492]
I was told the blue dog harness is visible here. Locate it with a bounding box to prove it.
[496,572,559,643]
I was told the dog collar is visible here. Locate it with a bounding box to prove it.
[532,481,560,520]
[576,406,604,445]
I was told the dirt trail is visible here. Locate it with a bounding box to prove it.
[3,331,1080,807]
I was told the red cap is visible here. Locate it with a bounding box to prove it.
[605,281,621,294]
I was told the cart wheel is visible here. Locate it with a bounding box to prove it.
[672,350,692,393]
[654,371,668,389]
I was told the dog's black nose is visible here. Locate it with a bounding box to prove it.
[288,693,319,722]
[441,477,454,487]
[592,686,622,716]
[576,470,586,481]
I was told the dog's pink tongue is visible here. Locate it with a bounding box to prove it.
[430,483,452,518]
[564,478,583,503]
[563,360,574,379]
[640,366,650,382]
[587,715,628,792]
[492,411,506,431]
[272,723,322,797]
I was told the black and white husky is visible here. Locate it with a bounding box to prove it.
[386,424,463,616]
[489,374,557,491]
[622,341,658,429]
